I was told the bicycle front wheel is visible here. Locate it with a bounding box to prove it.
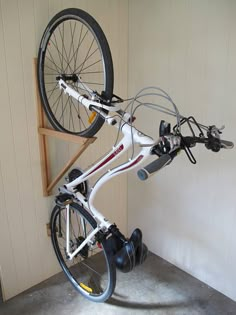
[37,8,114,137]
[50,203,116,302]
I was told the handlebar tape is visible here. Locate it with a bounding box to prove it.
[137,154,172,181]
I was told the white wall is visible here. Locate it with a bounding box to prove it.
[0,0,128,300]
[128,0,236,301]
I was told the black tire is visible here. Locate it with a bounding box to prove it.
[50,202,116,302]
[37,8,114,137]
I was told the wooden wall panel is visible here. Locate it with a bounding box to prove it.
[0,0,128,300]
[0,0,31,297]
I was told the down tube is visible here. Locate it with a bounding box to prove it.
[88,146,151,211]
[65,133,132,191]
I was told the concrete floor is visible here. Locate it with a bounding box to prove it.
[1,252,236,315]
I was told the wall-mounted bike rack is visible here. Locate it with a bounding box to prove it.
[33,58,96,196]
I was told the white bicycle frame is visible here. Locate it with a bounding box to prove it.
[59,80,156,260]
[56,78,234,261]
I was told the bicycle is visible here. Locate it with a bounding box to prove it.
[37,8,234,302]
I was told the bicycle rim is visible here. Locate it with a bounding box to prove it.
[50,203,116,302]
[38,8,113,137]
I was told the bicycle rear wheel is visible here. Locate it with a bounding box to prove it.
[50,202,116,302]
[37,8,114,137]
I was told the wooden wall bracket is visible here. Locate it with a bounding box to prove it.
[33,58,96,196]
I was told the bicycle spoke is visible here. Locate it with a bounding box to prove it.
[70,97,87,129]
[80,81,103,86]
[45,73,60,76]
[58,95,70,125]
[81,260,103,277]
[79,70,103,74]
[64,27,89,74]
[58,24,73,74]
[52,32,63,71]
[74,23,83,70]
[69,102,75,132]
[52,90,63,117]
[50,37,71,72]
[68,21,76,64]
[75,47,99,74]
[51,89,63,110]
[68,97,82,132]
[45,81,59,84]
[44,64,61,74]
[76,38,95,74]
[78,59,102,72]
[47,83,59,100]
[46,50,63,73]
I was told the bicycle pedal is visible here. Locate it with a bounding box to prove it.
[55,193,73,206]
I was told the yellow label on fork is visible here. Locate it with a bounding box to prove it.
[80,282,93,293]
[88,112,96,124]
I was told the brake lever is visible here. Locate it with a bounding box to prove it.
[208,125,224,138]
[150,135,181,156]
[220,140,234,149]
[207,126,234,151]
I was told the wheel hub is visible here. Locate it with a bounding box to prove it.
[56,74,78,83]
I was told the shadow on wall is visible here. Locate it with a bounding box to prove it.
[0,280,3,303]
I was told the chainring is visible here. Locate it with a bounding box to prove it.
[68,168,89,196]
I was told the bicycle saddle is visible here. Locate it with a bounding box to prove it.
[115,228,148,273]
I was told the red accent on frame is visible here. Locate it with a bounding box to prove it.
[115,155,144,174]
[87,144,124,176]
